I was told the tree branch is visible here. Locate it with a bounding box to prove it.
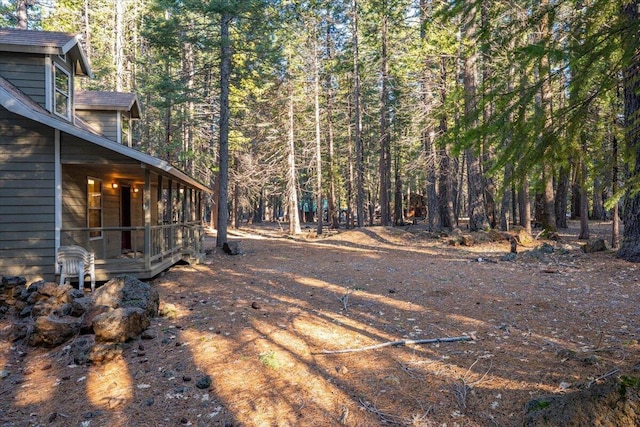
[315,335,473,355]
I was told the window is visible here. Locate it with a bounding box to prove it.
[87,178,102,239]
[54,64,71,119]
[121,115,130,146]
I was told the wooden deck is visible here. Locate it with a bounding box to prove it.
[61,222,206,281]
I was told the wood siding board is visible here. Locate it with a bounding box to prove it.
[0,179,54,189]
[0,109,55,282]
[61,133,140,164]
[0,204,54,214]
[76,110,118,141]
[0,53,46,109]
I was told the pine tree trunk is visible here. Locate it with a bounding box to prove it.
[462,4,489,232]
[115,0,125,91]
[539,0,557,233]
[500,164,512,231]
[612,136,620,249]
[555,166,569,229]
[325,20,339,229]
[313,35,323,235]
[378,10,391,226]
[618,0,640,261]
[216,12,232,247]
[16,0,30,29]
[519,179,532,235]
[287,80,302,235]
[426,131,441,231]
[592,177,605,220]
[353,0,364,228]
[438,57,456,230]
[420,1,441,232]
[579,139,590,239]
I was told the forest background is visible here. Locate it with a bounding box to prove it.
[3,0,640,261]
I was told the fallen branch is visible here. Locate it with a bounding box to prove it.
[316,335,473,355]
[587,368,619,388]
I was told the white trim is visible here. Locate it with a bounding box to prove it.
[54,129,61,273]
[87,176,104,241]
[44,56,52,112]
[116,111,122,145]
[53,63,71,120]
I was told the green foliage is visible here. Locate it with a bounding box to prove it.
[258,350,281,370]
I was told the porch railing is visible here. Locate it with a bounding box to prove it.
[61,222,205,269]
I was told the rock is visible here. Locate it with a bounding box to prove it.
[38,282,72,298]
[501,253,517,262]
[53,303,73,317]
[196,375,212,389]
[80,305,110,334]
[93,275,159,318]
[515,228,534,245]
[93,307,150,342]
[1,276,26,290]
[251,302,261,310]
[19,305,33,318]
[10,321,30,342]
[89,343,124,364]
[582,239,607,254]
[485,229,508,242]
[64,335,124,365]
[28,315,82,348]
[223,241,243,255]
[537,243,555,254]
[524,375,640,426]
[461,234,475,246]
[70,297,94,317]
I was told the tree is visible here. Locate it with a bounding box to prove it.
[618,0,640,261]
[462,2,489,231]
[216,10,232,247]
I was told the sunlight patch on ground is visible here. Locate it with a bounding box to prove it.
[86,356,133,410]
[13,360,56,406]
[295,276,426,312]
[181,327,353,426]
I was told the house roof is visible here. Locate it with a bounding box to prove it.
[0,75,210,193]
[76,91,141,118]
[0,27,93,77]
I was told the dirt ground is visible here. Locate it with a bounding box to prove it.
[1,220,639,426]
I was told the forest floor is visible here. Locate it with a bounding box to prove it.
[1,219,640,426]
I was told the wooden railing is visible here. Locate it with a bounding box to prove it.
[61,222,205,270]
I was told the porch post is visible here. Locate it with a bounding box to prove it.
[168,179,174,250]
[144,169,151,271]
[157,175,163,257]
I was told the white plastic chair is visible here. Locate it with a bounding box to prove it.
[57,245,96,292]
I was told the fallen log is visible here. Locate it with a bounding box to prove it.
[316,335,473,355]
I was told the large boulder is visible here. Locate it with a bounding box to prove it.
[65,335,124,365]
[28,315,82,348]
[93,275,159,318]
[93,307,150,342]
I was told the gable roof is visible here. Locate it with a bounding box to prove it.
[0,27,93,77]
[0,75,209,193]
[75,91,141,118]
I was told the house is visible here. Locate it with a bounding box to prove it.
[0,27,211,284]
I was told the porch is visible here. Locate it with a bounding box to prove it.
[61,221,207,281]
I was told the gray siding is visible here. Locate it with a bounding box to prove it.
[76,110,119,142]
[60,133,139,164]
[0,107,55,281]
[0,52,47,107]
